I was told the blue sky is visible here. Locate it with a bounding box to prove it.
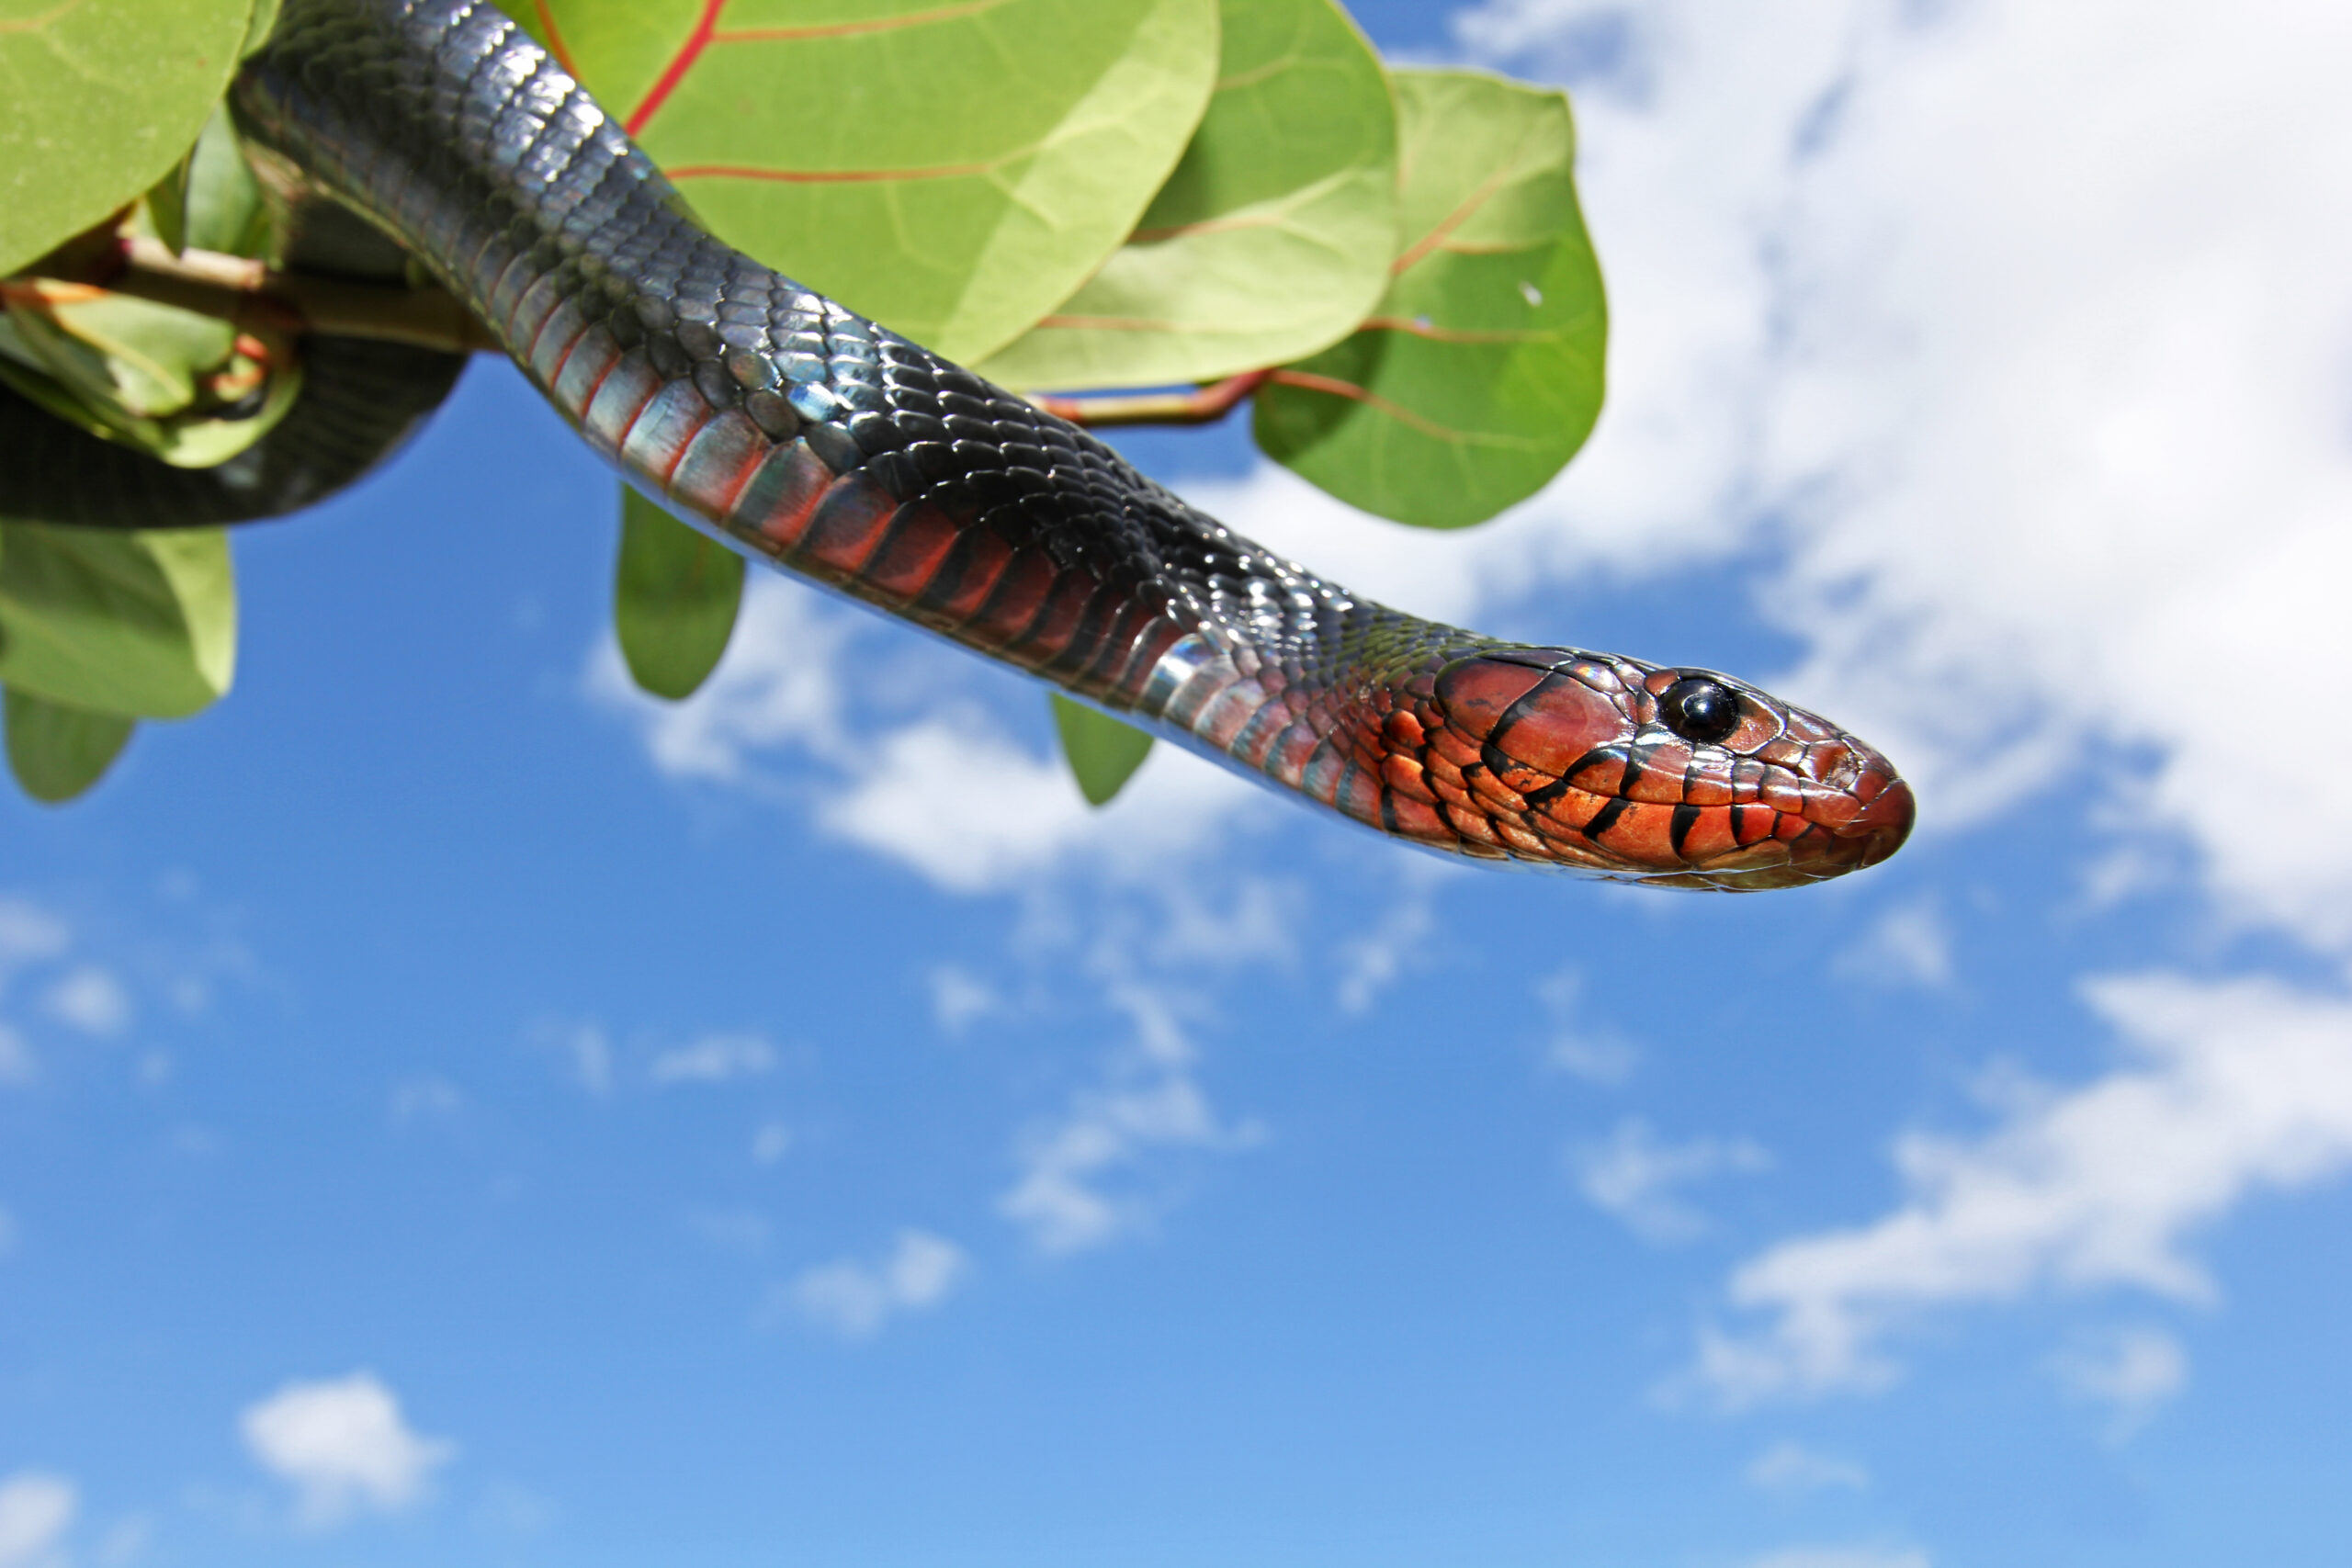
[7,2,2352,1566]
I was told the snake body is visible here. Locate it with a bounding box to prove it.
[3,0,1913,887]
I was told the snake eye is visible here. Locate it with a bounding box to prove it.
[1658,676,1742,744]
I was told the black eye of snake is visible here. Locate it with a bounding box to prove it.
[1657,676,1742,744]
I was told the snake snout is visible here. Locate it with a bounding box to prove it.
[1831,760,1916,869]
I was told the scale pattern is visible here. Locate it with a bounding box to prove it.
[216,0,1908,886]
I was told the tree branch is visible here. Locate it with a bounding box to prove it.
[95,236,501,355]
[53,241,1279,426]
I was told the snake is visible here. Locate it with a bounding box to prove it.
[0,0,1914,889]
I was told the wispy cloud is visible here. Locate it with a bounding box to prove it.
[1534,969,1639,1085]
[1831,900,1953,991]
[530,1020,614,1097]
[41,965,130,1038]
[0,1026,34,1090]
[589,581,1261,897]
[928,965,1001,1034]
[1695,974,2352,1404]
[1332,878,1437,1017]
[240,1371,454,1527]
[999,981,1260,1255]
[785,1230,968,1337]
[647,1032,777,1086]
[0,897,69,983]
[1746,1440,1870,1495]
[388,1077,464,1128]
[2051,1324,2188,1437]
[1744,1548,1929,1568]
[751,1121,793,1164]
[1575,1118,1771,1244]
[0,1472,75,1568]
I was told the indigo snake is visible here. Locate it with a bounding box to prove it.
[0,0,1914,887]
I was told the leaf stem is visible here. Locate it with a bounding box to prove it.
[1032,369,1270,428]
[32,242,1278,428]
[74,236,499,355]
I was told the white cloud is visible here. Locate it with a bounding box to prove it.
[752,1121,793,1164]
[1696,973,2352,1404]
[928,965,1001,1034]
[648,1032,777,1086]
[0,1472,74,1568]
[786,1230,968,1337]
[2052,1324,2188,1436]
[1746,1549,1929,1568]
[533,1021,613,1097]
[1408,0,2352,957]
[0,897,69,983]
[686,1208,772,1257]
[0,1026,34,1089]
[1576,1117,1771,1244]
[594,576,852,785]
[1832,900,1953,990]
[1747,1440,1870,1495]
[999,981,1260,1254]
[592,579,1264,897]
[1331,875,1438,1017]
[240,1371,454,1527]
[389,1077,463,1126]
[42,966,130,1038]
[1534,969,1639,1085]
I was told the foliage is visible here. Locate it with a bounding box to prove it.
[0,0,259,277]
[614,488,745,702]
[0,0,1607,806]
[1052,694,1157,806]
[1254,70,1606,528]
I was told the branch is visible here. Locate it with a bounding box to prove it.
[50,239,1278,426]
[92,236,500,355]
[1032,369,1270,428]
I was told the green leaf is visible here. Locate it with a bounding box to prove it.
[0,523,236,717]
[524,0,1220,365]
[142,147,193,256]
[4,289,234,420]
[0,0,259,276]
[240,0,277,56]
[1052,694,1152,807]
[177,103,270,258]
[615,485,744,701]
[1253,68,1606,529]
[4,685,133,802]
[0,278,299,466]
[974,0,1396,392]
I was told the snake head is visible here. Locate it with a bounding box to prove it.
[1386,647,1914,888]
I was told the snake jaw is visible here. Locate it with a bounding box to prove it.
[1405,649,1915,886]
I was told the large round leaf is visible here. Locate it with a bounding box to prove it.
[526,0,1220,365]
[975,0,1395,392]
[1254,69,1606,529]
[0,523,236,717]
[0,0,256,276]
